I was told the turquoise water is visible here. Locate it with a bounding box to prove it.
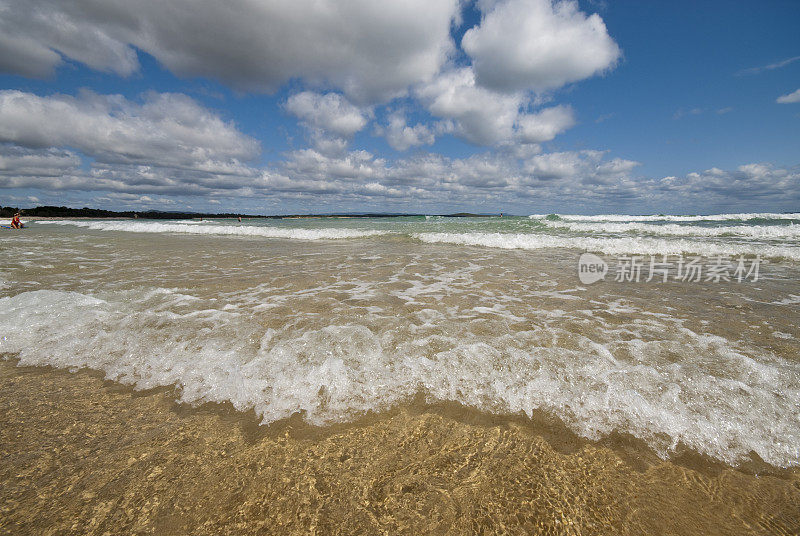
[29,212,800,259]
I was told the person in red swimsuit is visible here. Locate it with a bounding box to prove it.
[10,213,21,229]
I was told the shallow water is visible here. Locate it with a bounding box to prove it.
[2,360,799,535]
[2,214,798,470]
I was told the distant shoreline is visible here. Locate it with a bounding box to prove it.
[4,205,501,220]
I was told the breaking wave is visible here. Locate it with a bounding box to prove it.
[1,288,798,468]
[529,212,800,222]
[413,232,800,260]
[35,220,389,240]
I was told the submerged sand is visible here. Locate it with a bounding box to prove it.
[1,359,798,536]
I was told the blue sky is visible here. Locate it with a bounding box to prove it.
[0,0,798,215]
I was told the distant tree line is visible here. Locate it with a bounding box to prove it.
[1,205,495,219]
[0,205,253,219]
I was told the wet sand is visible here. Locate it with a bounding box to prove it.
[1,359,798,535]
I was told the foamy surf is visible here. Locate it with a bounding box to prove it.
[35,220,389,240]
[1,287,799,468]
[529,212,800,222]
[33,217,800,260]
[413,232,800,260]
[5,213,799,470]
[541,220,800,239]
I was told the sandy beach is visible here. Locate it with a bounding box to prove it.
[2,358,798,535]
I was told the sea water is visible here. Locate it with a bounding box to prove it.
[1,213,798,467]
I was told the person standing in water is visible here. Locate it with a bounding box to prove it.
[10,212,22,229]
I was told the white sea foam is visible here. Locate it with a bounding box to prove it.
[35,220,388,240]
[1,288,799,468]
[542,220,800,239]
[33,218,800,259]
[413,232,800,260]
[529,212,800,222]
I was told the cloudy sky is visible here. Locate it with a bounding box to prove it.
[0,0,798,215]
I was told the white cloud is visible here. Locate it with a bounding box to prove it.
[462,0,620,93]
[0,0,605,153]
[777,89,800,104]
[596,157,640,176]
[0,90,259,172]
[523,150,640,186]
[3,136,798,214]
[284,149,386,183]
[652,164,799,208]
[0,0,460,103]
[0,145,81,177]
[285,92,368,138]
[377,111,436,151]
[0,90,265,196]
[268,147,644,206]
[516,105,575,143]
[285,91,371,155]
[524,150,594,180]
[90,192,177,209]
[307,136,350,157]
[417,68,525,145]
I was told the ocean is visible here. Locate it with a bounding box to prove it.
[2,213,798,471]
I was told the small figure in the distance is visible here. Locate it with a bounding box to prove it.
[10,212,22,229]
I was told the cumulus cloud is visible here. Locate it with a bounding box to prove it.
[524,150,588,180]
[265,147,644,207]
[0,0,459,103]
[0,90,259,172]
[285,92,369,138]
[777,89,800,104]
[417,68,525,145]
[462,0,620,93]
[3,134,797,213]
[653,163,800,209]
[0,145,81,177]
[284,149,386,183]
[516,105,576,143]
[523,150,640,184]
[376,111,436,151]
[285,91,370,155]
[0,0,614,153]
[0,106,644,208]
[0,90,265,197]
[91,192,176,209]
[417,68,579,147]
[596,157,640,177]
